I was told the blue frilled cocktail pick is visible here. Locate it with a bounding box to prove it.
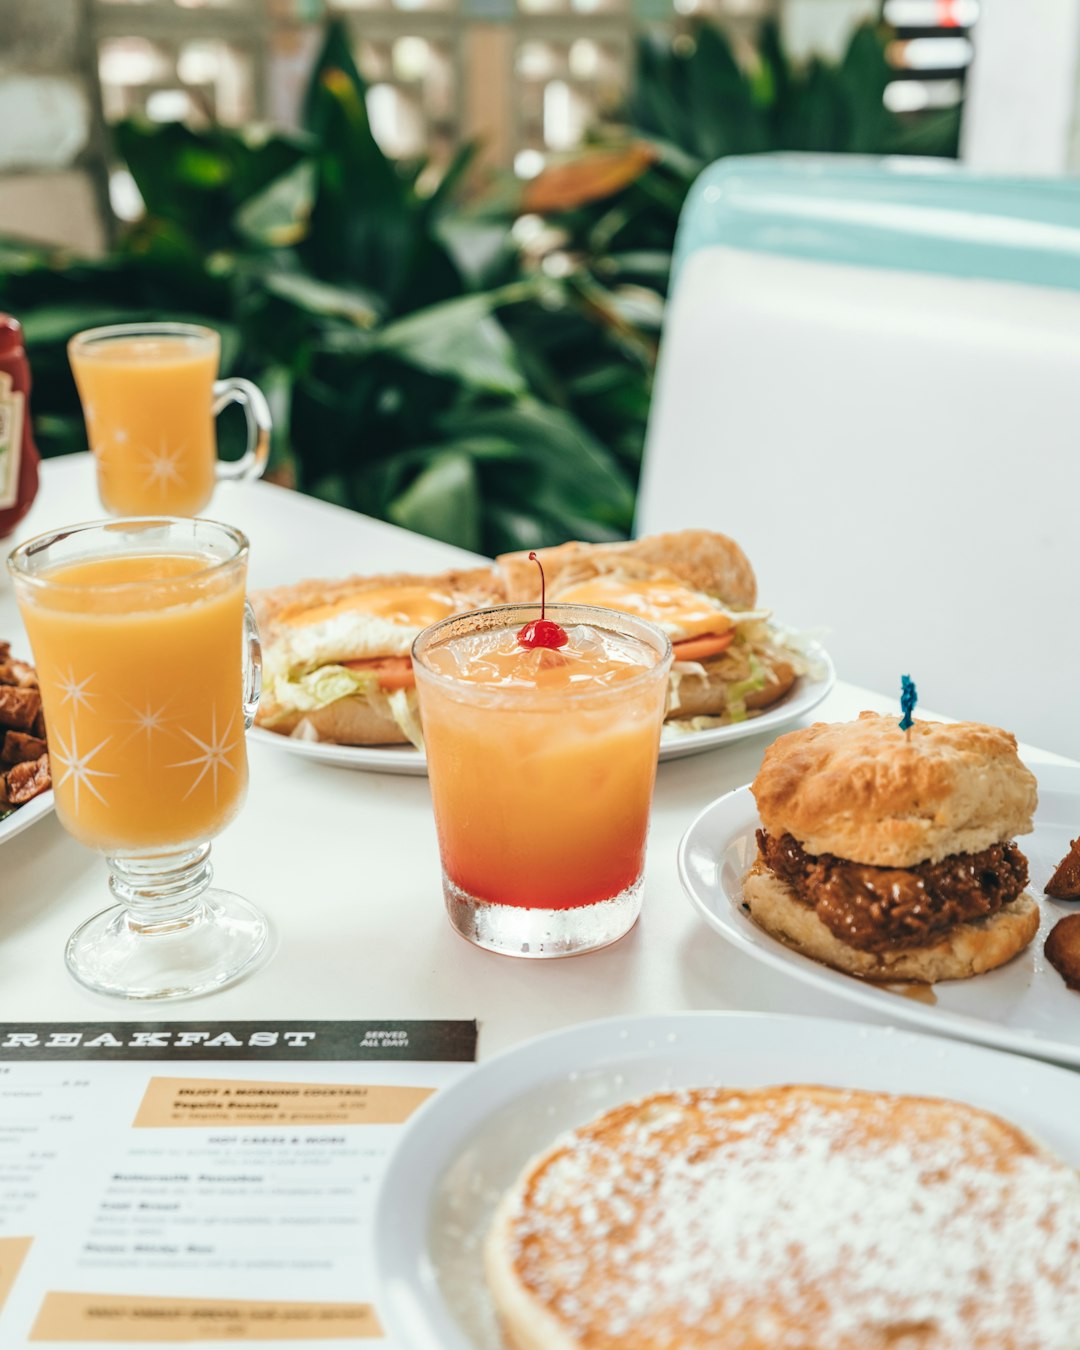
[899,675,917,732]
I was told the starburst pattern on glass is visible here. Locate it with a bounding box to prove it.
[51,721,116,811]
[142,441,185,492]
[8,516,265,1002]
[116,694,178,752]
[57,666,96,713]
[169,706,239,803]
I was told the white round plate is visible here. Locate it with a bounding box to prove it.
[248,646,834,776]
[247,726,428,776]
[678,763,1080,1069]
[374,1010,1080,1350]
[0,789,54,845]
[658,645,835,762]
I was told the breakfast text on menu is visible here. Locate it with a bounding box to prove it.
[0,1020,477,1346]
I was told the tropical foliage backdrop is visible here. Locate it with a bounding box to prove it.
[0,19,958,553]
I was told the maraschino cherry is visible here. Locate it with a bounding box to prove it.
[517,552,569,650]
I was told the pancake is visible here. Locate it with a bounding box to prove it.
[486,1084,1080,1349]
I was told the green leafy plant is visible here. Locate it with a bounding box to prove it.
[522,20,960,305]
[0,21,638,553]
[0,18,957,553]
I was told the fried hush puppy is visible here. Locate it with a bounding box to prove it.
[1045,837,1080,900]
[1045,914,1080,991]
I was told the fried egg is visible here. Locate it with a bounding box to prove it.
[552,575,768,641]
[271,585,459,669]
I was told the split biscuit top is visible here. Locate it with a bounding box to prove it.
[751,711,1038,868]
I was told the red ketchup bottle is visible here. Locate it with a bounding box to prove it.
[0,315,40,540]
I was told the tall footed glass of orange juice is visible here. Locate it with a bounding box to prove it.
[69,323,271,516]
[413,601,672,956]
[8,518,267,1000]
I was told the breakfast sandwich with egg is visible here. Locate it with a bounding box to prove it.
[498,530,807,727]
[253,568,503,747]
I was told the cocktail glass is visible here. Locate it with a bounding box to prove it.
[412,603,672,957]
[8,518,268,1000]
[69,322,271,517]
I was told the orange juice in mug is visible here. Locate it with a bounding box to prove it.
[8,518,267,1001]
[19,551,248,852]
[69,323,271,516]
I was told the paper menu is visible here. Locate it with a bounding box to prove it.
[0,1021,477,1346]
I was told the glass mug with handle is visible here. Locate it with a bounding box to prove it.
[8,518,268,1000]
[69,322,271,516]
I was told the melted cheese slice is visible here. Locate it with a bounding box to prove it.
[554,575,748,641]
[279,586,457,630]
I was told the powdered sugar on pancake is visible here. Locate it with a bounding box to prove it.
[498,1086,1080,1349]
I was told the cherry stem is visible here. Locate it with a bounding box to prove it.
[529,551,545,621]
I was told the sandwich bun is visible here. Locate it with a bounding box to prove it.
[743,860,1040,983]
[752,711,1038,869]
[497,529,757,609]
[671,656,796,719]
[254,567,502,747]
[256,697,407,746]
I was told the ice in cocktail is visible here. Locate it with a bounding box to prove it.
[413,602,672,956]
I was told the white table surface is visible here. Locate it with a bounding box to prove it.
[0,454,1072,1058]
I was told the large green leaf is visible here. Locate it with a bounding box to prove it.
[441,402,635,532]
[387,451,481,551]
[111,120,310,255]
[235,160,317,247]
[838,23,894,153]
[375,293,527,395]
[423,142,478,219]
[263,271,379,327]
[302,19,429,301]
[302,18,368,139]
[436,216,515,290]
[687,24,765,160]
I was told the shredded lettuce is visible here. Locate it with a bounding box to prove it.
[385,688,425,751]
[667,661,707,713]
[663,619,829,735]
[261,662,426,750]
[724,653,768,722]
[769,624,830,681]
[261,664,379,724]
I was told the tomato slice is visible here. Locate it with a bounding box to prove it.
[671,631,735,662]
[343,656,415,691]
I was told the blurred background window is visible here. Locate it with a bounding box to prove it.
[0,0,983,252]
[9,0,1073,559]
[881,0,974,119]
[82,0,976,194]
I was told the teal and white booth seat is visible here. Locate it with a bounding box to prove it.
[638,155,1080,758]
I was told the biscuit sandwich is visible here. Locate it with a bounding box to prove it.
[745,711,1040,982]
[253,568,503,746]
[498,530,806,726]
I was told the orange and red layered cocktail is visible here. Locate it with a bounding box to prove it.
[413,601,671,956]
